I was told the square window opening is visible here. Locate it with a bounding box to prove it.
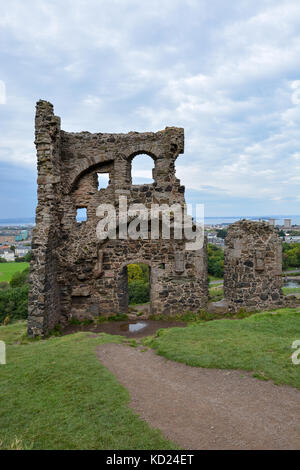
[76,207,87,223]
[97,173,109,190]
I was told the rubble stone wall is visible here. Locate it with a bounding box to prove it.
[224,220,283,312]
[28,101,289,337]
[28,100,208,336]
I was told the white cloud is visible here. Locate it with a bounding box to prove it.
[0,80,5,104]
[0,0,300,214]
[291,80,300,105]
[82,95,103,107]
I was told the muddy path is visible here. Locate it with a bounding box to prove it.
[96,343,300,450]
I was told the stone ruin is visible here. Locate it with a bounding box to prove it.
[224,220,283,312]
[28,100,287,337]
[28,100,208,336]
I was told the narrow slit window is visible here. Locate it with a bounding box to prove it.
[76,207,87,223]
[97,173,109,190]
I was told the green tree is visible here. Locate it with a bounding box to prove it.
[0,281,9,290]
[207,244,224,278]
[10,267,30,288]
[216,229,227,239]
[127,263,150,304]
[127,264,144,283]
[0,285,29,323]
[282,243,300,269]
[128,281,150,304]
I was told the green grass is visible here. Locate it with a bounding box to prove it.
[209,286,224,302]
[0,321,28,344]
[144,308,300,389]
[282,287,300,294]
[208,276,223,282]
[0,262,29,283]
[284,268,300,273]
[282,271,300,276]
[0,322,177,450]
[2,308,300,449]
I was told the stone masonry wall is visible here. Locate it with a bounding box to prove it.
[28,101,62,336]
[28,101,289,337]
[224,220,283,312]
[28,100,208,336]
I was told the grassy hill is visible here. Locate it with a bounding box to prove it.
[0,308,299,449]
[0,322,177,450]
[0,262,29,283]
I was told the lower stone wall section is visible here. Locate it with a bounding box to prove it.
[224,220,284,312]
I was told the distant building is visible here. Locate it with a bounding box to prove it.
[207,234,225,247]
[0,247,15,262]
[21,230,28,240]
[0,236,15,244]
[15,230,28,242]
[284,218,292,229]
[285,236,300,244]
[269,218,276,226]
[15,245,30,257]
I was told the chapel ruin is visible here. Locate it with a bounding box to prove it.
[28,100,208,336]
[28,100,285,337]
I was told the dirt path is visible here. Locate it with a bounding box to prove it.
[96,343,300,450]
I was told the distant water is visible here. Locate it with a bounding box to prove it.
[204,215,300,226]
[0,217,35,227]
[0,215,299,227]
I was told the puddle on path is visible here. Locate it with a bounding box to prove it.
[62,320,186,338]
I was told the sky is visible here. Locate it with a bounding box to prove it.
[0,0,300,219]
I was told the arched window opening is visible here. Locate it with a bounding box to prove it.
[76,207,87,223]
[131,154,154,185]
[97,172,109,190]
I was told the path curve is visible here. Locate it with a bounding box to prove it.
[96,343,300,450]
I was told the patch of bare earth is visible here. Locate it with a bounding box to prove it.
[96,343,300,450]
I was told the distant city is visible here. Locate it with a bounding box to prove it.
[0,215,299,227]
[0,226,32,262]
[0,214,299,261]
[204,216,300,248]
[204,215,300,226]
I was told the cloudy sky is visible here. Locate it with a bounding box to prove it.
[0,0,300,219]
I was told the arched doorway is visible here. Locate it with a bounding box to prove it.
[117,262,151,315]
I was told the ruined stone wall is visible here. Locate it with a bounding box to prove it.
[28,100,208,336]
[224,220,283,312]
[29,101,290,337]
[28,101,62,336]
